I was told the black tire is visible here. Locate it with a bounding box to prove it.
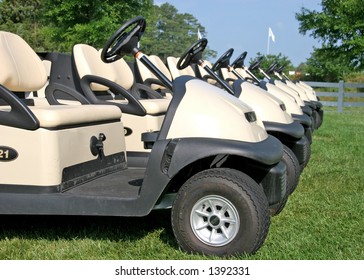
[312,110,319,129]
[171,168,270,256]
[269,193,288,216]
[315,110,322,129]
[300,135,311,171]
[282,145,300,195]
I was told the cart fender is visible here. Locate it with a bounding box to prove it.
[263,120,305,139]
[163,136,283,178]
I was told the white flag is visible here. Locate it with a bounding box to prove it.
[197,28,202,39]
[268,27,275,42]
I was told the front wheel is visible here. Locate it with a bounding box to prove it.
[171,168,270,256]
[283,145,300,195]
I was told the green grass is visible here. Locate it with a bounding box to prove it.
[0,111,363,260]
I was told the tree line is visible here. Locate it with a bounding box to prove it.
[0,0,363,82]
[0,0,216,59]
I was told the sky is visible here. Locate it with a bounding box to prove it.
[155,0,323,66]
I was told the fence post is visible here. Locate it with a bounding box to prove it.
[338,80,344,112]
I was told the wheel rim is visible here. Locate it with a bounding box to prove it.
[190,195,240,247]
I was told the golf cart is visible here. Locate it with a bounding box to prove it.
[265,63,324,129]
[133,41,310,215]
[225,51,315,141]
[170,42,309,193]
[0,16,287,256]
[247,56,323,129]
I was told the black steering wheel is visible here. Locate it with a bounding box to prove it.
[177,38,208,70]
[275,64,286,74]
[249,56,264,71]
[265,62,279,75]
[101,16,146,63]
[211,48,234,72]
[231,51,247,68]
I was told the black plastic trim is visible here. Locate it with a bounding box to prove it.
[232,79,244,98]
[131,82,165,99]
[0,85,39,130]
[263,120,304,139]
[62,152,127,191]
[259,80,268,91]
[288,136,308,165]
[0,184,60,194]
[165,135,283,177]
[291,113,312,127]
[304,100,317,110]
[39,118,121,131]
[45,83,90,105]
[301,105,313,116]
[311,100,323,109]
[126,151,150,168]
[80,75,146,116]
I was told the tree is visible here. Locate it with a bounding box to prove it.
[296,0,364,80]
[0,0,50,50]
[41,0,153,52]
[248,52,293,80]
[0,1,215,62]
[142,3,216,61]
[0,0,153,52]
[304,47,353,81]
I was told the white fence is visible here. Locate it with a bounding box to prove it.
[305,80,364,112]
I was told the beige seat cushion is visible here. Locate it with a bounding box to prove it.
[31,105,122,128]
[166,56,195,80]
[0,31,47,91]
[136,54,172,91]
[139,99,170,115]
[73,44,117,91]
[111,55,136,91]
[0,32,123,129]
[73,44,170,116]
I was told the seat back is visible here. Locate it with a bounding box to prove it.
[0,31,47,92]
[195,60,219,85]
[73,44,137,92]
[111,55,135,91]
[166,56,196,80]
[136,54,172,91]
[73,44,117,92]
[220,67,238,86]
[0,32,122,129]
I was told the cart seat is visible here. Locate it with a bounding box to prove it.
[135,54,172,90]
[0,31,47,92]
[0,31,122,129]
[138,99,169,115]
[30,105,121,129]
[73,44,170,116]
[166,56,196,80]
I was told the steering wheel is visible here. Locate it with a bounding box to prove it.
[231,51,247,68]
[211,48,234,72]
[101,16,146,63]
[265,62,279,75]
[177,38,208,70]
[275,64,286,74]
[249,56,264,71]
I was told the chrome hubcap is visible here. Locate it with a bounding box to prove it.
[190,195,240,246]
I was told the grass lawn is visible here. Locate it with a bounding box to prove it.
[0,111,363,260]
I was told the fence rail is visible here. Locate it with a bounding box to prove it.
[305,80,364,112]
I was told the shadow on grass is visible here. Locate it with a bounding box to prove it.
[0,209,177,248]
